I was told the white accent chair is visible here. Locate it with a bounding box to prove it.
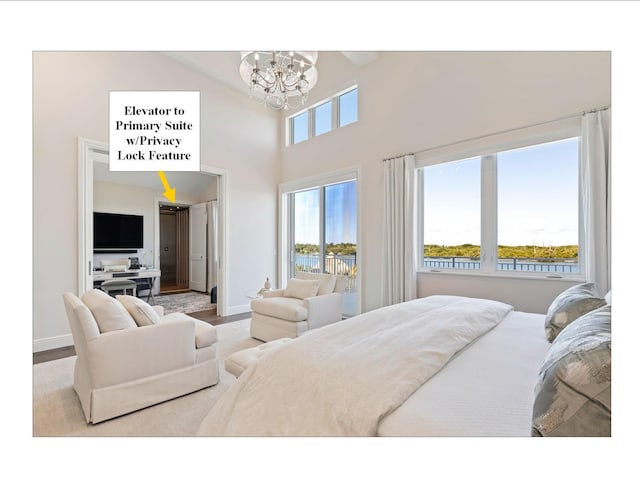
[250,273,346,342]
[62,289,219,424]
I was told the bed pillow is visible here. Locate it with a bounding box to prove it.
[283,278,320,299]
[544,282,606,343]
[116,295,161,326]
[81,288,137,333]
[532,305,611,437]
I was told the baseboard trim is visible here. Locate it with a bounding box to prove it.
[226,303,251,316]
[33,333,74,353]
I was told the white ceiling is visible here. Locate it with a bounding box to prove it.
[163,51,249,95]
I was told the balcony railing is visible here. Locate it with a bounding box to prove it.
[295,253,357,290]
[423,256,579,273]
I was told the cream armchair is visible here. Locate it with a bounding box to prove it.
[63,289,219,424]
[250,273,346,342]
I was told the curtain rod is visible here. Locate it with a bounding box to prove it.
[383,105,609,162]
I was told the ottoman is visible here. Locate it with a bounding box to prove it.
[224,338,292,378]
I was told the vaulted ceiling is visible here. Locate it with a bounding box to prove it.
[163,51,379,96]
[96,51,379,194]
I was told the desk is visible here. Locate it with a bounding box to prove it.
[93,268,161,303]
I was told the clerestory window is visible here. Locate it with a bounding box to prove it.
[288,85,358,145]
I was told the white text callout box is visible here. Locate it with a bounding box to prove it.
[109,90,200,171]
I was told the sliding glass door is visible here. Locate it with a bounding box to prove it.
[289,179,358,316]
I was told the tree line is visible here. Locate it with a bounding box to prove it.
[295,243,356,255]
[295,242,577,259]
[424,244,578,259]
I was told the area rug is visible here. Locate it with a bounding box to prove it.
[32,318,258,437]
[153,291,214,314]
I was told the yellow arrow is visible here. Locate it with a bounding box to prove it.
[158,171,176,203]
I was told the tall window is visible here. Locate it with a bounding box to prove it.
[423,157,481,270]
[288,85,358,145]
[496,139,580,273]
[288,178,358,315]
[420,135,581,277]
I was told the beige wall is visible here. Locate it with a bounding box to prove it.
[33,52,279,351]
[281,51,611,313]
[195,175,218,203]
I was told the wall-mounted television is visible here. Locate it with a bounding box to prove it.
[94,212,143,251]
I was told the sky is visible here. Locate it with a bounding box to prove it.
[294,180,357,245]
[294,138,578,248]
[424,137,580,247]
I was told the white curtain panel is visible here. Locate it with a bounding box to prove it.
[383,154,417,305]
[580,108,611,296]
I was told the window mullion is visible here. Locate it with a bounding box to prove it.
[319,187,326,274]
[415,168,425,270]
[481,154,497,273]
[288,192,296,278]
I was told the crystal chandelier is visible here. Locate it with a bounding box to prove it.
[239,51,318,110]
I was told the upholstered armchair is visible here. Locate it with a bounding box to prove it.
[250,272,346,342]
[62,289,219,424]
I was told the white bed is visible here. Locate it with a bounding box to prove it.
[197,295,551,437]
[378,310,549,436]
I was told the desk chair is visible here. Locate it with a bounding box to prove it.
[101,279,137,297]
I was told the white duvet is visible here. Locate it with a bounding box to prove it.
[197,295,513,436]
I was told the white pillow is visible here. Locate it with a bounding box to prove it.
[283,278,320,299]
[81,289,137,333]
[295,272,337,295]
[604,291,612,304]
[116,295,161,326]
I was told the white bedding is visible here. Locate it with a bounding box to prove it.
[378,310,550,436]
[198,295,514,436]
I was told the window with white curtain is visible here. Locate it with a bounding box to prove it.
[280,169,360,316]
[418,124,583,279]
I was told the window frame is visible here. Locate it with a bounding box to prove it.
[279,167,362,315]
[416,119,585,281]
[287,85,358,146]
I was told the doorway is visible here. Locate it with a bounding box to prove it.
[159,204,190,294]
[78,138,229,316]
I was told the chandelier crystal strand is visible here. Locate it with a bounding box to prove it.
[239,51,318,110]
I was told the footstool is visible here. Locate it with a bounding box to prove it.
[224,338,292,378]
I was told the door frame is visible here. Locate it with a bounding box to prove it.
[78,137,229,316]
[188,201,208,292]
